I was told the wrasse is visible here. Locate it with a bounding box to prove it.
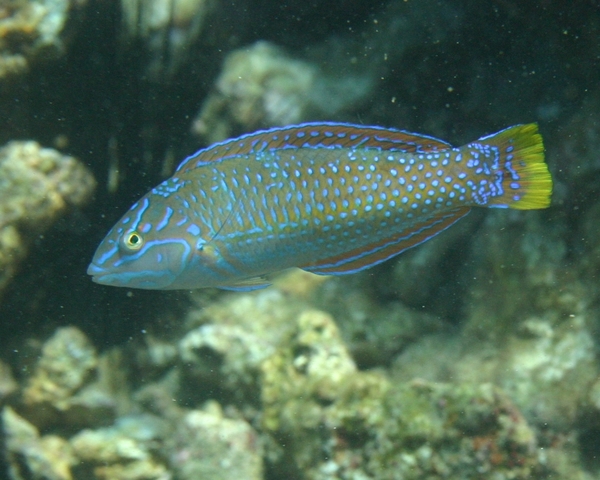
[88,122,552,290]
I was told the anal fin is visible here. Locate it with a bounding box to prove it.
[301,207,471,275]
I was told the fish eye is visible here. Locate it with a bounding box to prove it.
[120,231,144,252]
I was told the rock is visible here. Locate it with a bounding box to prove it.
[0,360,17,403]
[259,312,563,479]
[2,406,74,480]
[180,287,310,404]
[192,41,321,144]
[260,307,367,473]
[166,402,263,480]
[179,323,269,405]
[70,414,171,480]
[360,382,546,480]
[0,0,88,79]
[21,327,115,430]
[0,141,95,298]
[23,327,97,405]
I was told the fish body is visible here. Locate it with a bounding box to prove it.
[88,122,552,290]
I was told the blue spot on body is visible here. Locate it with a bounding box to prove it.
[187,224,201,236]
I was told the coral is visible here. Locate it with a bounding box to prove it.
[0,0,87,79]
[186,278,311,333]
[2,276,595,479]
[361,382,544,480]
[257,305,554,479]
[3,406,74,480]
[261,309,359,433]
[191,39,389,145]
[23,327,97,406]
[461,210,596,431]
[179,323,269,404]
[179,284,321,407]
[0,141,95,299]
[70,415,171,480]
[166,402,263,480]
[20,327,116,430]
[192,41,321,144]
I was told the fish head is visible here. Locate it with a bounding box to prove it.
[87,195,202,290]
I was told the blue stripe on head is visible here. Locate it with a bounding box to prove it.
[131,198,150,231]
[97,245,119,265]
[156,207,174,231]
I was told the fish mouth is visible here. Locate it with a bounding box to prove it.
[87,261,177,289]
[87,263,130,287]
[87,263,110,284]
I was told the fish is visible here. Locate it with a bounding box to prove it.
[88,122,552,291]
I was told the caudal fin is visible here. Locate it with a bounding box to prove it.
[476,123,552,210]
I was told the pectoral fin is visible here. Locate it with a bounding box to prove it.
[218,276,272,291]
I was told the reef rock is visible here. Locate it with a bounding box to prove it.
[21,326,115,430]
[0,141,95,299]
[166,402,263,480]
[0,0,88,79]
[2,406,74,480]
[70,414,171,480]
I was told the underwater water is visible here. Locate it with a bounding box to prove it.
[0,0,599,479]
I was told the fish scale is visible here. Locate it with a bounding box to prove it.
[88,122,552,290]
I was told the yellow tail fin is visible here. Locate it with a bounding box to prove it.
[475,123,552,210]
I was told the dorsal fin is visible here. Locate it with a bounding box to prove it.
[176,122,452,174]
[300,207,471,275]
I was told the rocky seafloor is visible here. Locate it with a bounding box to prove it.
[0,1,599,479]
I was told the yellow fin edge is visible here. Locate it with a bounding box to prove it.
[476,123,553,210]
